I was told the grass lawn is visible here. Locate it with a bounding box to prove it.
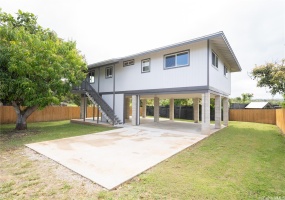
[1,121,285,199]
[0,120,114,151]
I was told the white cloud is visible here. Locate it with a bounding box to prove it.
[1,0,284,99]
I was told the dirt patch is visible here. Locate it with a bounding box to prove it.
[0,147,104,199]
[0,129,41,142]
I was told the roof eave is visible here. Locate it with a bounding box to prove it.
[220,34,242,72]
[88,58,120,69]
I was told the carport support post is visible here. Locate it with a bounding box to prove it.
[125,97,130,119]
[154,97,160,122]
[201,92,210,133]
[169,98,174,121]
[132,95,140,126]
[80,94,87,120]
[193,98,199,123]
[223,97,229,126]
[215,95,221,129]
[142,99,147,118]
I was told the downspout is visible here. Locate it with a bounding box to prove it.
[205,39,210,124]
[113,64,116,125]
[97,67,100,124]
[207,39,210,88]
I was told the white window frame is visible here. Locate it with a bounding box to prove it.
[105,66,113,78]
[212,51,218,68]
[224,65,228,77]
[88,71,95,83]
[141,58,151,73]
[123,59,135,67]
[164,50,190,69]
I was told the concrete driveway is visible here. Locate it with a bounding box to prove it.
[26,121,218,190]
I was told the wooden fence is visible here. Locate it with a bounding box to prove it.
[229,109,276,125]
[230,109,285,134]
[1,106,285,134]
[0,106,98,124]
[276,109,285,134]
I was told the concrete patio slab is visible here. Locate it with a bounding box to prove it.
[26,122,218,190]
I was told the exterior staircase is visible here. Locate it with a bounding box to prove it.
[72,80,121,125]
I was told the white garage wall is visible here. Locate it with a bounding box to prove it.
[114,94,124,122]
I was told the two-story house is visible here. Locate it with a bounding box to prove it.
[73,31,242,132]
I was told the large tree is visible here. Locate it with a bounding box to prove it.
[0,10,87,130]
[251,60,285,95]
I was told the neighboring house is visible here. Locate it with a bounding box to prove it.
[245,102,273,109]
[73,31,242,132]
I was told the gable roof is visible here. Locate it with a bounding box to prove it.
[88,31,242,72]
[245,102,271,109]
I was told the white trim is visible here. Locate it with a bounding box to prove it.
[88,71,95,83]
[212,51,218,68]
[224,65,228,78]
[105,66,113,78]
[141,58,151,73]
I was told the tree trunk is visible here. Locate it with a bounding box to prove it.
[15,113,27,130]
[12,101,38,130]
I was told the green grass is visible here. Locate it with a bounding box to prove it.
[0,120,114,151]
[102,122,285,199]
[1,120,285,199]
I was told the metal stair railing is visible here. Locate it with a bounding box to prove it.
[79,80,121,125]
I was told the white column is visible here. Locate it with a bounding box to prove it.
[223,97,229,126]
[142,99,147,118]
[215,95,221,129]
[201,92,211,133]
[154,97,160,122]
[125,97,130,119]
[169,98,174,121]
[193,98,199,123]
[132,95,138,126]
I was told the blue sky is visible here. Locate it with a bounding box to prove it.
[1,0,284,99]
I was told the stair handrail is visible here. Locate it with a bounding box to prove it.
[81,80,116,123]
[82,81,113,112]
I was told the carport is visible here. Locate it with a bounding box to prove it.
[125,92,229,133]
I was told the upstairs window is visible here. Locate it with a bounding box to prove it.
[123,59,135,67]
[105,66,113,78]
[88,71,95,83]
[224,65,228,76]
[141,58,151,73]
[164,50,189,69]
[212,51,218,68]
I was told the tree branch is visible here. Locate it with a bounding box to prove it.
[23,105,38,119]
[11,101,20,115]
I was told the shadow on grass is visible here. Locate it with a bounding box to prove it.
[0,121,114,151]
